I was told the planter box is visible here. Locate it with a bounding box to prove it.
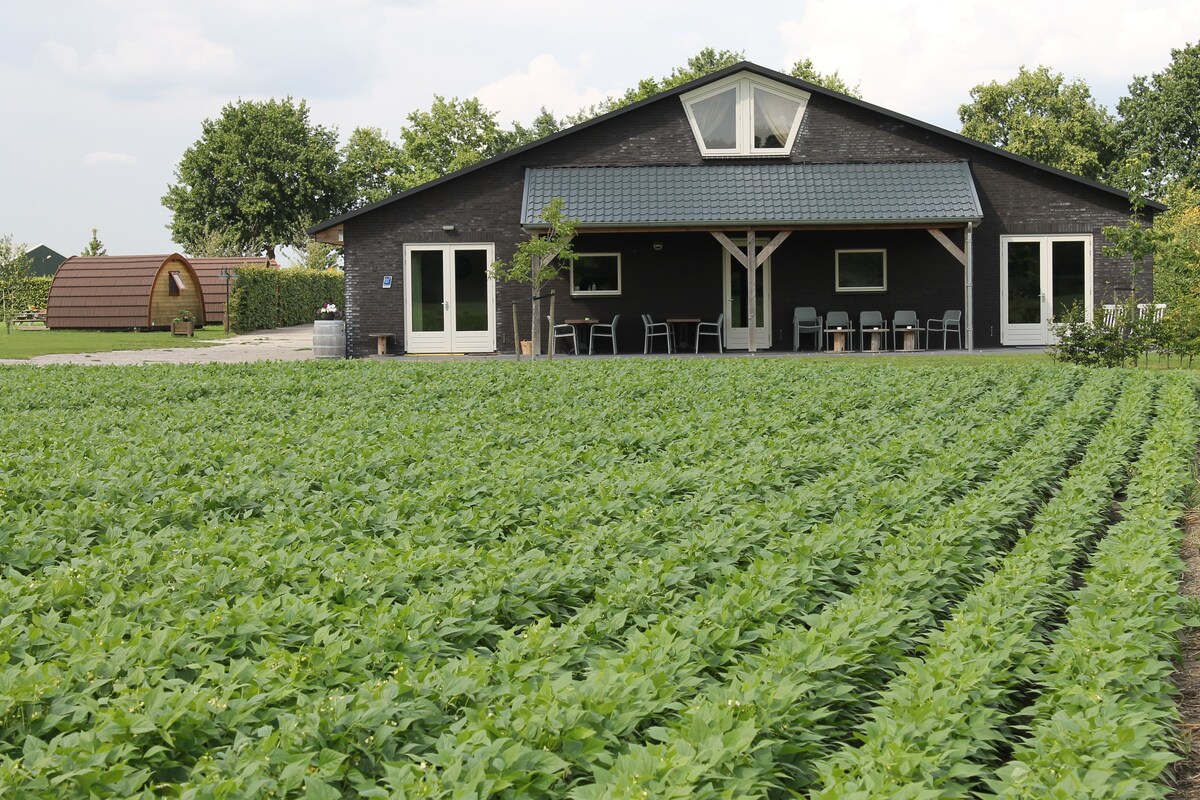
[171,321,194,337]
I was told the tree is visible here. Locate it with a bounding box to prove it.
[488,197,578,357]
[341,126,407,207]
[1116,42,1200,195]
[789,58,862,98]
[0,235,32,334]
[399,96,512,187]
[292,240,342,271]
[958,65,1118,180]
[509,107,563,148]
[80,227,106,257]
[163,97,346,260]
[186,226,253,258]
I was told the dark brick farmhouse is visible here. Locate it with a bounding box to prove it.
[310,62,1160,357]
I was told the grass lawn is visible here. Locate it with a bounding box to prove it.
[0,326,233,360]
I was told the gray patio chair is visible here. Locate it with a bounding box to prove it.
[859,311,889,352]
[548,315,577,355]
[891,310,923,351]
[793,306,823,351]
[694,313,723,353]
[641,314,674,354]
[823,311,855,352]
[927,310,963,349]
[589,314,620,355]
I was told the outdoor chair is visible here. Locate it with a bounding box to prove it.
[641,314,674,354]
[548,315,577,355]
[695,313,724,353]
[927,310,963,349]
[1100,304,1119,328]
[792,306,823,351]
[859,311,890,352]
[589,314,620,355]
[823,311,855,352]
[891,310,923,351]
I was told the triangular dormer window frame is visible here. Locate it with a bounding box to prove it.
[681,72,811,158]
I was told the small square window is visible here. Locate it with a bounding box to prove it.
[571,253,621,296]
[836,250,887,293]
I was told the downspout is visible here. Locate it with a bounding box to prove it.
[965,222,975,352]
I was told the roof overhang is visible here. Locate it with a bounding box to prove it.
[521,162,984,231]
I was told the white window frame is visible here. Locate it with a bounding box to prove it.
[570,253,622,297]
[835,249,888,293]
[681,72,810,158]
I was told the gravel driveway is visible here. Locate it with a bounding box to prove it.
[0,325,318,366]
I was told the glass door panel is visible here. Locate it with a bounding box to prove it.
[1051,241,1086,318]
[1006,242,1041,324]
[454,249,488,332]
[410,249,445,333]
[723,244,771,350]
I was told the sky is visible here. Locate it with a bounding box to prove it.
[2,0,1196,263]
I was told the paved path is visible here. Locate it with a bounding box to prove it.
[0,325,316,366]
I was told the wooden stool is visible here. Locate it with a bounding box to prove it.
[367,332,394,355]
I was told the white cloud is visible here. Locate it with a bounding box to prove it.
[83,151,138,167]
[476,54,611,125]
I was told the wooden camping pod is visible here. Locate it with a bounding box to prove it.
[46,254,207,330]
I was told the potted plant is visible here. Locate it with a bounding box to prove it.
[313,302,346,358]
[172,308,197,336]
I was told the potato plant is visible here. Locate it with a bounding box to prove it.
[0,360,1195,799]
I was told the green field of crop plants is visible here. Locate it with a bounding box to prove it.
[1,359,1197,799]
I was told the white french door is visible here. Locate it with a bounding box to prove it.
[722,245,772,350]
[1000,235,1092,346]
[404,244,496,353]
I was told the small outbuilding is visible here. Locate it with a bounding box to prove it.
[46,254,207,330]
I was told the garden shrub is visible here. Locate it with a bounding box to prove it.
[0,276,52,312]
[227,267,344,332]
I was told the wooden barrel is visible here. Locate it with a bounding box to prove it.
[313,320,346,358]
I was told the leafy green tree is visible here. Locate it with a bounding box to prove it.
[0,235,32,333]
[489,197,578,357]
[80,228,106,257]
[1116,42,1200,195]
[163,97,346,260]
[292,240,342,271]
[186,226,252,258]
[958,65,1118,179]
[341,126,407,207]
[399,96,512,187]
[789,58,862,98]
[509,108,563,148]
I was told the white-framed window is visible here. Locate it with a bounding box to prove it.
[835,250,887,293]
[571,253,621,296]
[681,72,810,157]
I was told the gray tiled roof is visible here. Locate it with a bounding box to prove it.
[521,162,982,227]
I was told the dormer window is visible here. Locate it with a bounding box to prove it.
[681,73,810,157]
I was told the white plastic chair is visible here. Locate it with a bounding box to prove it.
[641,314,674,354]
[695,313,723,353]
[589,314,620,355]
[548,315,577,355]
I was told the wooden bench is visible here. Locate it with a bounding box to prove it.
[367,332,395,355]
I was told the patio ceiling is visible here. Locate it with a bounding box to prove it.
[521,162,983,231]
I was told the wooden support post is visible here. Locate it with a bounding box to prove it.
[512,302,520,358]
[746,230,757,354]
[547,291,555,360]
[531,254,542,359]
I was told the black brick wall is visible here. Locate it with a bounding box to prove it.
[340,80,1148,356]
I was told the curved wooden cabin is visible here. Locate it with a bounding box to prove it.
[189,257,277,326]
[46,254,207,330]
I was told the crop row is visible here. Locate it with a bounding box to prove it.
[564,369,1123,798]
[986,374,1200,799]
[807,372,1157,797]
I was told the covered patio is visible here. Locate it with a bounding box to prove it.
[520,161,984,354]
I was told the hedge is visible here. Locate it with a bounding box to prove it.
[0,276,52,312]
[227,267,344,333]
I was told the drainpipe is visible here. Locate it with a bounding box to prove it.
[965,222,975,352]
